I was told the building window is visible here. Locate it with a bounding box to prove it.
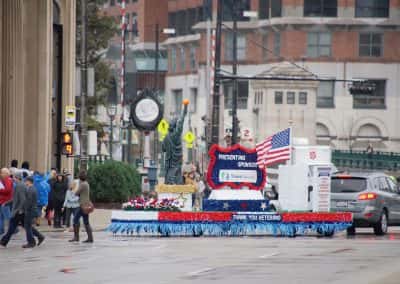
[222,0,251,21]
[259,0,269,19]
[254,91,263,105]
[359,33,383,57]
[317,81,334,108]
[271,0,282,17]
[132,13,138,36]
[110,0,115,6]
[262,34,268,60]
[299,92,307,104]
[287,92,295,104]
[189,46,197,71]
[307,32,331,57]
[170,48,176,73]
[355,0,389,18]
[275,91,283,104]
[224,81,249,109]
[190,88,198,113]
[172,89,183,115]
[179,46,185,71]
[353,80,386,109]
[274,32,280,57]
[225,32,247,61]
[304,0,337,17]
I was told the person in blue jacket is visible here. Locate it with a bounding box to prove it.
[33,172,50,226]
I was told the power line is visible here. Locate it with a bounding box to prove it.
[221,22,319,78]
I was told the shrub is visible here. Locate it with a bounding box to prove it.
[88,160,141,203]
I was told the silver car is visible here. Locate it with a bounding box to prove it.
[330,172,400,235]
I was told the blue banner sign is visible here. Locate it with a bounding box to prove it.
[232,213,282,222]
[203,199,270,212]
[207,144,266,190]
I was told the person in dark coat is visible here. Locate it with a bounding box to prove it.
[1,172,26,247]
[23,176,45,248]
[46,169,57,226]
[52,174,68,228]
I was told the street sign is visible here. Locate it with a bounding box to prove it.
[65,105,76,130]
[184,131,195,144]
[186,143,193,149]
[158,119,169,134]
[157,119,169,142]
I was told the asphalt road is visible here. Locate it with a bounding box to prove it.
[1,228,400,284]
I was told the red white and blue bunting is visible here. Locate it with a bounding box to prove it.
[108,211,353,237]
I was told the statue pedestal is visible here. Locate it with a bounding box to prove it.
[156,184,196,212]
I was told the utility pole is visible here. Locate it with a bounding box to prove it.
[211,0,223,146]
[79,0,88,171]
[231,1,239,145]
[153,23,160,165]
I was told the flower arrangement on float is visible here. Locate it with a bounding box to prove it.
[122,197,181,212]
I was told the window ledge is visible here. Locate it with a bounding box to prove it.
[353,106,387,110]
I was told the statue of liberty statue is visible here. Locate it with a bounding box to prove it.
[162,100,189,184]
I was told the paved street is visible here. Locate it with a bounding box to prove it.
[1,227,400,284]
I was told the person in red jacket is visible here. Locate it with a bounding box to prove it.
[0,168,13,235]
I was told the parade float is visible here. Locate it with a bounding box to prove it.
[108,101,353,237]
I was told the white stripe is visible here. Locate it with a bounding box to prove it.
[111,210,158,221]
[265,155,290,165]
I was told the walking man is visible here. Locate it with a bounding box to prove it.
[0,168,13,235]
[23,176,45,248]
[1,172,26,247]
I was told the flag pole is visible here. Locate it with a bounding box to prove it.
[288,126,293,165]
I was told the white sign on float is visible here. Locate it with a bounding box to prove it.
[219,170,257,183]
[311,166,332,212]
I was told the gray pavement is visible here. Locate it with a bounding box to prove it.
[1,224,400,284]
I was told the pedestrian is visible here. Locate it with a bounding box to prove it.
[0,172,27,247]
[69,170,94,243]
[63,180,80,230]
[0,168,13,236]
[9,160,18,177]
[33,172,50,226]
[20,161,32,178]
[195,176,205,211]
[22,176,45,248]
[46,169,57,226]
[52,173,68,228]
[366,143,374,157]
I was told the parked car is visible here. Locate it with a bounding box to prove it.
[330,172,400,235]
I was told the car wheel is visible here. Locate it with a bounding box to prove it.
[346,225,356,236]
[373,211,388,236]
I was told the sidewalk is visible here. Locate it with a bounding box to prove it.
[36,209,112,233]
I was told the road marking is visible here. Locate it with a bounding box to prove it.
[259,252,280,258]
[187,267,215,277]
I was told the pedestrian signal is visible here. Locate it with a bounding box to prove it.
[61,132,73,156]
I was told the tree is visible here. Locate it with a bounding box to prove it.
[76,0,119,130]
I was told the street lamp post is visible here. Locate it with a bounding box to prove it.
[231,1,239,146]
[107,103,117,160]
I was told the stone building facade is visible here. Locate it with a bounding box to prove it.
[0,0,76,172]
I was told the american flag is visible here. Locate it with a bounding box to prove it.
[256,128,291,168]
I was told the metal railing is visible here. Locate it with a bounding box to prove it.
[332,150,400,172]
[73,155,110,176]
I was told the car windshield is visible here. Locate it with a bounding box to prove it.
[331,177,367,193]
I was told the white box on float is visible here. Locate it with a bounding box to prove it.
[278,163,309,211]
[292,146,331,165]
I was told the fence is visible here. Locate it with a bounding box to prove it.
[332,150,400,172]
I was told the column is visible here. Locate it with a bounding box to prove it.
[0,0,24,166]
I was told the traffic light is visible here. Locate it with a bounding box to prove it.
[61,132,73,156]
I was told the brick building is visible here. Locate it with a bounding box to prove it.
[101,0,400,168]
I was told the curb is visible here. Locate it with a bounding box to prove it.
[35,226,107,233]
